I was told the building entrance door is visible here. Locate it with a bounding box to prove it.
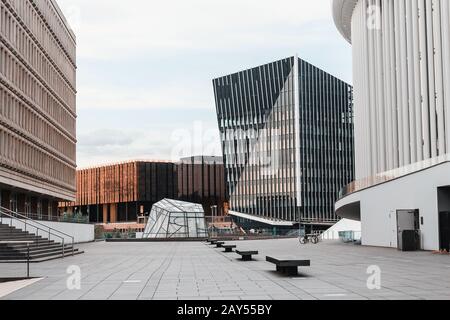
[396,210,419,250]
[439,212,450,251]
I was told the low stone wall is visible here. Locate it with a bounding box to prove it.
[1,218,94,244]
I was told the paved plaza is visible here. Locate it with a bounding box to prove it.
[1,239,450,300]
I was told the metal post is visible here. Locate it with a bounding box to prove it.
[212,206,217,238]
[27,243,30,278]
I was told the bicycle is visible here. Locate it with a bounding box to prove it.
[299,233,319,245]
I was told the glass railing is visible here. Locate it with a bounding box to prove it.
[338,231,362,243]
[339,153,450,199]
[16,211,90,224]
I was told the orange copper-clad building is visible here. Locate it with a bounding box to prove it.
[60,160,177,223]
[60,157,226,223]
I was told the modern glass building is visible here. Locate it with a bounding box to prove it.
[213,56,354,228]
[142,199,208,239]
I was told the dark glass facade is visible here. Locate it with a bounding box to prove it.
[213,56,354,226]
[177,156,226,216]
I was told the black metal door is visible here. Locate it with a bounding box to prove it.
[439,212,450,251]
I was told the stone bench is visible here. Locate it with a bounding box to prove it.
[236,250,258,261]
[266,256,310,276]
[215,241,225,248]
[222,245,236,253]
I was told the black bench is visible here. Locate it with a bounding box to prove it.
[266,256,310,276]
[215,241,225,248]
[222,245,236,253]
[236,250,258,261]
[209,240,218,245]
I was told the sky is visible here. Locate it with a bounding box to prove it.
[57,0,352,168]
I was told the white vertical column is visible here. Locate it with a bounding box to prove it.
[418,0,431,159]
[394,0,405,166]
[433,0,445,155]
[382,0,393,170]
[426,0,438,158]
[388,0,399,170]
[411,0,424,162]
[406,0,417,164]
[442,0,450,154]
[366,0,377,176]
[375,0,386,172]
[352,0,363,178]
[399,0,411,166]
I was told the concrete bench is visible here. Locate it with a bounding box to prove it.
[222,245,236,253]
[266,256,310,276]
[208,240,218,245]
[215,241,225,248]
[236,250,258,261]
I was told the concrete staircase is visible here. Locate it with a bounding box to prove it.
[0,223,83,263]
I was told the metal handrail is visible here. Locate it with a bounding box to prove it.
[0,206,74,256]
[0,241,33,275]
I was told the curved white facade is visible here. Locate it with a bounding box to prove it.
[333,0,450,179]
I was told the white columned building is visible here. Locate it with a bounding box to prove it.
[332,0,450,251]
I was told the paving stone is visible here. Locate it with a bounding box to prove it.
[1,239,449,300]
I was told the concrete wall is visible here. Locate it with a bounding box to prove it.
[1,218,94,244]
[354,162,450,251]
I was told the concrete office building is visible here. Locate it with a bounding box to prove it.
[60,157,226,223]
[333,0,450,251]
[213,56,354,231]
[0,0,77,219]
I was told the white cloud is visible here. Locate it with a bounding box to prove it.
[76,82,212,110]
[54,0,351,166]
[58,0,333,60]
[76,123,222,168]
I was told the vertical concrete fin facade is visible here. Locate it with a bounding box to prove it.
[334,0,450,180]
[0,0,77,210]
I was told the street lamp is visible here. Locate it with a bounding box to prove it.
[210,205,218,237]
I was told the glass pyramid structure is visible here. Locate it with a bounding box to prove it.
[143,199,208,238]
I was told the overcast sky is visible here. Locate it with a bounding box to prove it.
[57,0,352,168]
